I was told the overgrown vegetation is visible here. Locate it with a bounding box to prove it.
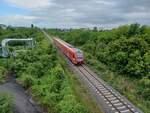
[0,27,92,113]
[0,24,149,113]
[0,66,6,83]
[47,23,150,113]
[0,93,14,113]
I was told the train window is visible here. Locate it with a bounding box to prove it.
[77,50,82,55]
[77,51,82,54]
[76,49,83,59]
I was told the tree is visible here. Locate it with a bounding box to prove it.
[31,24,34,28]
[128,23,140,36]
[93,27,98,31]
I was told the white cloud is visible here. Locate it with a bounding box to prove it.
[0,15,38,26]
[6,0,53,9]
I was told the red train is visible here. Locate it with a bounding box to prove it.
[53,37,84,64]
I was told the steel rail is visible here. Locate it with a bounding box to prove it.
[75,64,140,113]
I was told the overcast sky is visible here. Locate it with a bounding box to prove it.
[0,0,150,28]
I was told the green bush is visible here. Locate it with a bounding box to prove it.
[58,95,88,113]
[137,77,150,100]
[104,37,149,77]
[5,27,89,113]
[0,93,14,113]
[18,73,35,88]
[53,24,150,78]
[47,24,150,112]
[0,66,6,83]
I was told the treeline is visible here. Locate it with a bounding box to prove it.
[47,23,150,113]
[48,23,150,78]
[0,27,37,41]
[0,27,89,113]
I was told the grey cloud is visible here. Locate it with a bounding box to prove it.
[116,0,150,12]
[7,0,150,28]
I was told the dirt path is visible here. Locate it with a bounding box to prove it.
[0,76,44,113]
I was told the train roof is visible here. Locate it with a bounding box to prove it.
[56,38,73,47]
[54,37,83,54]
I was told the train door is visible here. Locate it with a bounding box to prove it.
[72,53,76,64]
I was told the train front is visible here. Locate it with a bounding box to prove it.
[75,49,84,64]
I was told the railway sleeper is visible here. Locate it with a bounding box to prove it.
[105,94,114,98]
[117,106,126,110]
[108,97,117,101]
[104,92,111,95]
[114,102,123,106]
[99,88,106,91]
[101,90,109,93]
[120,109,130,113]
[111,99,119,103]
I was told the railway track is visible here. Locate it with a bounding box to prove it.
[42,30,143,113]
[71,64,142,113]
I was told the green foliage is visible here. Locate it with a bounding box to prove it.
[1,24,149,113]
[128,23,141,36]
[0,93,14,113]
[47,23,150,113]
[58,95,88,113]
[0,66,6,83]
[50,24,150,78]
[31,65,88,113]
[2,28,89,113]
[137,77,150,100]
[103,37,149,77]
[18,73,34,88]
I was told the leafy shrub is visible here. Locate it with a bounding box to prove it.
[0,93,14,113]
[54,24,150,78]
[137,77,150,100]
[47,24,150,113]
[1,28,89,113]
[104,37,149,77]
[0,66,6,83]
[58,95,88,113]
[18,73,35,88]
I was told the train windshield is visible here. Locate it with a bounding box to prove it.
[76,49,83,59]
